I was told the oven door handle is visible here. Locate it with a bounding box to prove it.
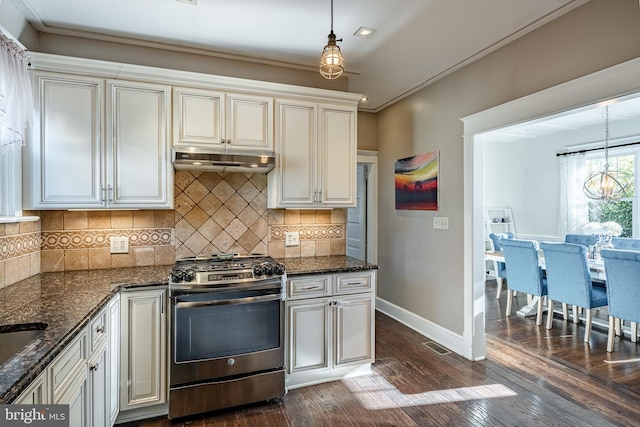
[175,293,282,309]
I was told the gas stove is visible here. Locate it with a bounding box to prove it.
[168,254,286,289]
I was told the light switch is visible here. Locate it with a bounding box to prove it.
[285,231,300,247]
[433,217,449,230]
[110,236,129,253]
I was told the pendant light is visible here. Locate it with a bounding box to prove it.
[583,105,628,201]
[319,0,344,80]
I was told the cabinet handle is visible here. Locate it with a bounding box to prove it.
[96,325,105,333]
[343,281,363,287]
[90,362,99,371]
[108,185,114,202]
[300,285,321,291]
[101,186,106,202]
[318,189,323,203]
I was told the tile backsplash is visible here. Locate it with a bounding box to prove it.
[1,171,347,283]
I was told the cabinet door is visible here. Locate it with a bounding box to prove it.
[173,87,225,147]
[319,104,356,206]
[334,294,374,367]
[107,81,172,208]
[226,93,273,150]
[120,288,166,411]
[13,371,48,404]
[60,377,88,427]
[108,295,120,425]
[89,343,108,427]
[268,99,317,208]
[27,73,104,209]
[287,298,330,373]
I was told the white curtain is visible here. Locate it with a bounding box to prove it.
[0,32,32,217]
[558,153,589,237]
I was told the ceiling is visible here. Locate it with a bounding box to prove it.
[10,0,590,112]
[482,92,640,146]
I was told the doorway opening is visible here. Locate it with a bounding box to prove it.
[347,151,378,263]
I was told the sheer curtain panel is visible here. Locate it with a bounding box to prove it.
[558,153,588,237]
[0,31,33,217]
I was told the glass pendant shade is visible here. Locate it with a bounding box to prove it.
[320,32,344,79]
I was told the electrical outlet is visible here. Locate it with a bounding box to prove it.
[285,231,300,247]
[110,236,129,254]
[433,217,449,230]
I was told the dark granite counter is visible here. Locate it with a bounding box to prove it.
[0,265,172,404]
[0,256,377,403]
[278,255,378,277]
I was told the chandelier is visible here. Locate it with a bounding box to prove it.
[583,105,628,201]
[319,0,344,80]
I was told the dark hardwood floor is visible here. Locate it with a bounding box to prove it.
[125,281,640,426]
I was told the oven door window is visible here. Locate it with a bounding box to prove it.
[173,289,282,363]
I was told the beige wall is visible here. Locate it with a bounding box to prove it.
[376,0,640,335]
[357,111,378,151]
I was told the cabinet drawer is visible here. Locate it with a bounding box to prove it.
[50,328,87,398]
[288,275,331,300]
[90,306,108,353]
[334,271,374,295]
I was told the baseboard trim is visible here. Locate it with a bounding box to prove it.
[375,297,464,357]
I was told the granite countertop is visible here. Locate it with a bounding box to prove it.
[0,256,377,403]
[278,255,378,276]
[0,265,172,403]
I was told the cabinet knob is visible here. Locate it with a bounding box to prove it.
[90,363,99,371]
[96,325,105,333]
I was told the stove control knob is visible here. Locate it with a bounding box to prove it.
[183,269,196,282]
[170,271,183,283]
[263,263,274,276]
[274,263,286,275]
[253,265,265,277]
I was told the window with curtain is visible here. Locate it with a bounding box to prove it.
[560,148,638,238]
[585,151,636,237]
[0,31,33,218]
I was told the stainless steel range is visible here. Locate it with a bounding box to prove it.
[168,254,287,420]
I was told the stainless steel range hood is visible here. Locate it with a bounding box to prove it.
[172,148,275,173]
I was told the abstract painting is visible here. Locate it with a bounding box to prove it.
[395,151,439,210]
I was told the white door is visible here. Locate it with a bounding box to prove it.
[347,164,367,260]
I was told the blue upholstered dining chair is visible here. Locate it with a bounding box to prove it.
[539,242,607,342]
[564,234,598,247]
[611,237,640,251]
[600,249,640,352]
[489,232,515,299]
[500,239,548,326]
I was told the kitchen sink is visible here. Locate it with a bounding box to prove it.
[0,322,48,366]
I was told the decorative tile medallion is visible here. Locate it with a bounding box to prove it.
[270,224,344,240]
[0,233,41,261]
[41,228,173,250]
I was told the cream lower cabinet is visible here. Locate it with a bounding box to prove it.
[286,271,376,389]
[118,288,167,423]
[268,99,357,208]
[24,72,173,210]
[13,371,48,404]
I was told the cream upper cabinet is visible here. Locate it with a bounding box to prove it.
[24,72,173,210]
[173,87,273,151]
[107,80,172,208]
[268,99,357,208]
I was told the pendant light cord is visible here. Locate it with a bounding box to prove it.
[330,0,334,33]
[604,105,610,170]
